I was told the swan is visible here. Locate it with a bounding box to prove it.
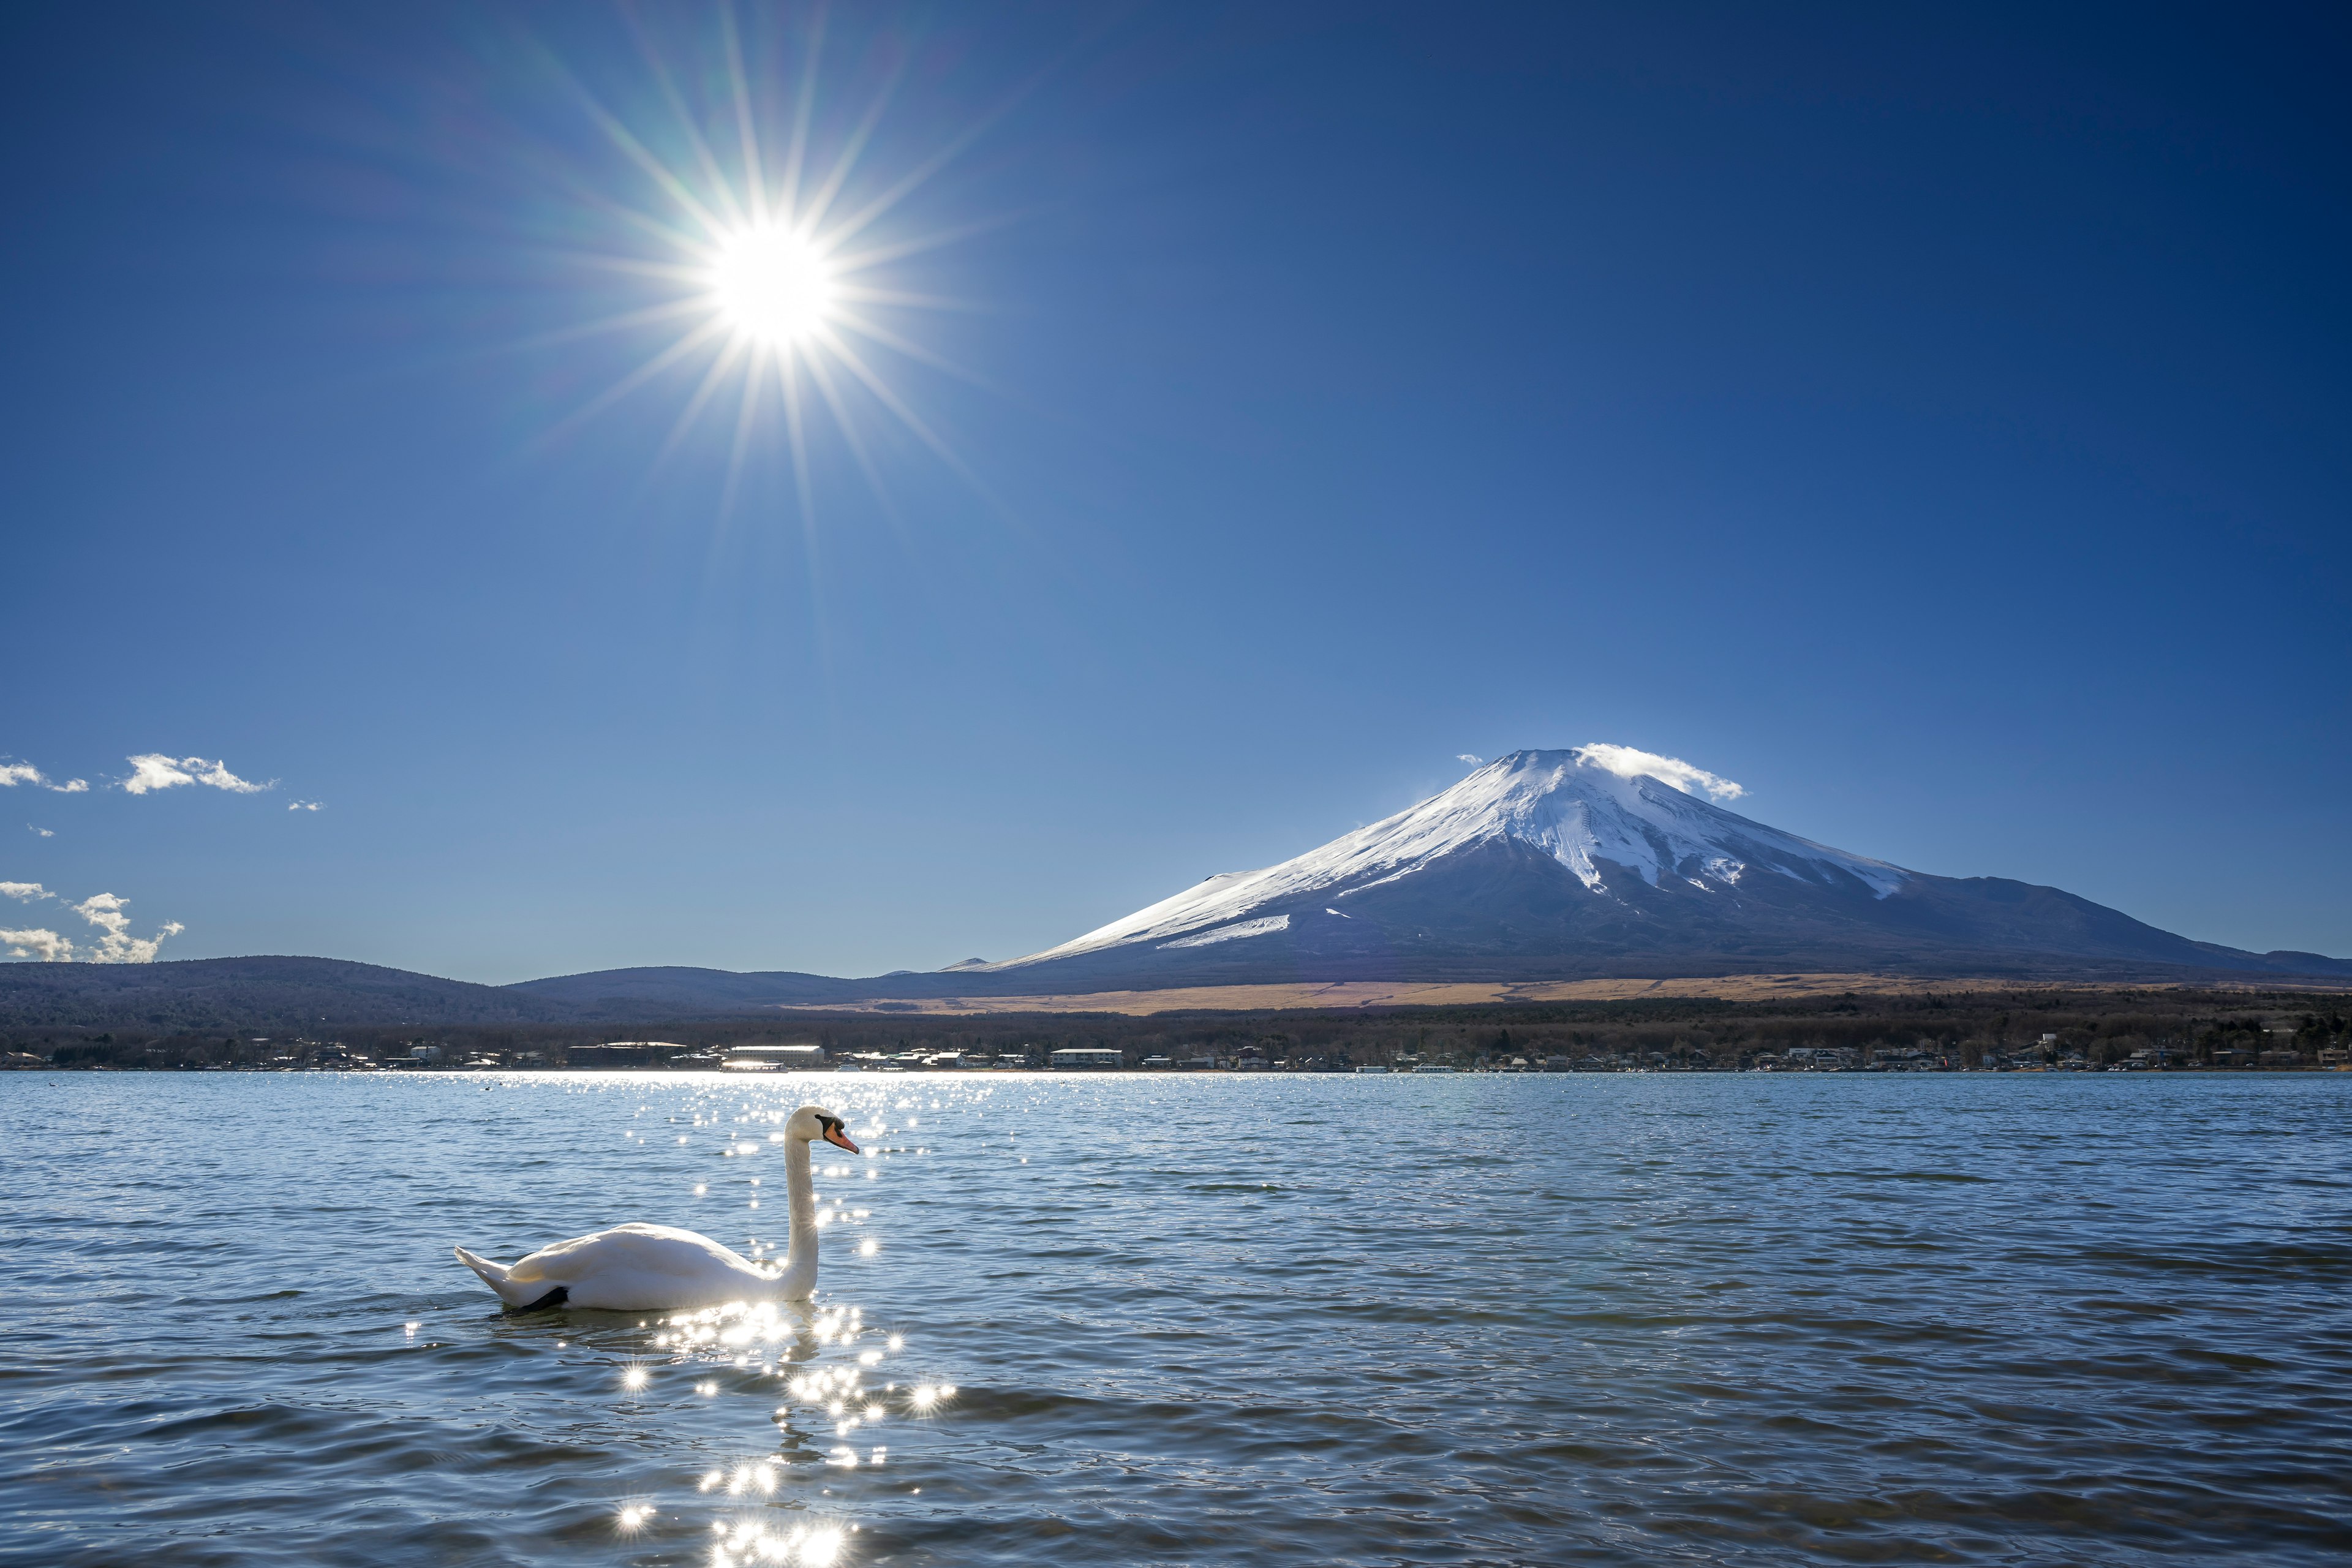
[453,1104,860,1311]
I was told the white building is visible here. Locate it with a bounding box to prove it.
[728,1044,827,1068]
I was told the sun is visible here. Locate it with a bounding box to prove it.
[529,10,1001,522]
[707,223,838,348]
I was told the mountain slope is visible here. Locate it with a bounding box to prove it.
[937,747,2352,991]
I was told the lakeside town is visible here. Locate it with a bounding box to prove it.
[7,1011,2345,1075]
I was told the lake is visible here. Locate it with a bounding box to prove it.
[2,1071,2348,1566]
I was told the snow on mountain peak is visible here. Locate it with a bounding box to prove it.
[997,746,1907,967]
[1461,748,1896,895]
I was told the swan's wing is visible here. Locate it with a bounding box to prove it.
[507,1224,760,1285]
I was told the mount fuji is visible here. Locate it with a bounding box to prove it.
[918,746,2349,992]
[499,745,2350,1013]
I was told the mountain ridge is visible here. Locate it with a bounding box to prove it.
[3,747,2346,1027]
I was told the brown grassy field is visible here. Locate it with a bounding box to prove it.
[774,971,2315,1017]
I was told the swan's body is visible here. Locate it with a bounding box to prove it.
[454,1104,857,1311]
[456,1223,783,1310]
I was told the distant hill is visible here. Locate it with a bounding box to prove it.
[0,959,895,1033]
[0,956,582,1033]
[506,965,867,1012]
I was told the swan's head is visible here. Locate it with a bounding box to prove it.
[788,1104,860,1154]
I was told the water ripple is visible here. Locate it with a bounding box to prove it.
[2,1072,2349,1565]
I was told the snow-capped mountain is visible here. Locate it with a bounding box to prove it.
[933,745,2348,990]
[1001,748,1905,967]
[490,745,2351,1011]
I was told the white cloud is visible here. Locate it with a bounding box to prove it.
[1457,753,1484,765]
[0,760,88,793]
[287,800,323,812]
[27,825,54,838]
[1575,743,1746,802]
[188,760,265,793]
[0,886,183,963]
[69,892,184,963]
[122,756,194,794]
[1,927,72,962]
[121,755,273,796]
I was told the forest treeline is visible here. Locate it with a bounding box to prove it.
[7,989,2347,1071]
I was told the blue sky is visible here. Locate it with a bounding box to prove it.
[5,2,2346,982]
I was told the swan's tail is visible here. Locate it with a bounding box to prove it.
[454,1245,546,1308]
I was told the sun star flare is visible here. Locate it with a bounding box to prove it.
[524,12,1004,533]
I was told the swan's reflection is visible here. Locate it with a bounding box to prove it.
[710,1518,847,1566]
[634,1293,954,1566]
[473,1297,856,1556]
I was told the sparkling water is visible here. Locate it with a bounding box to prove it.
[3,1071,2348,1566]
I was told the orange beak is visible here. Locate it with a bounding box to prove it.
[824,1125,861,1155]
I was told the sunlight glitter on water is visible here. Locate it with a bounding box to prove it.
[560,1223,957,1566]
[7,1071,2352,1567]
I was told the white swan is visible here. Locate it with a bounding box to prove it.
[453,1104,860,1311]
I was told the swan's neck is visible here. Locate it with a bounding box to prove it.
[780,1137,820,1289]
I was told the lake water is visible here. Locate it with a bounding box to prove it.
[2,1071,2348,1566]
